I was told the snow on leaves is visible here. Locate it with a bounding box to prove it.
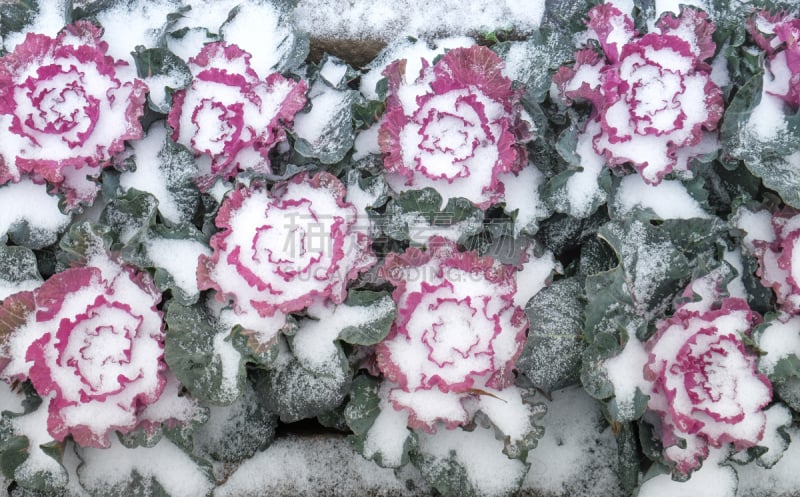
[374,237,529,431]
[198,172,376,349]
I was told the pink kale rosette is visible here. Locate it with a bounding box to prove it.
[750,208,800,314]
[553,4,723,184]
[378,45,530,209]
[748,10,800,109]
[374,237,528,432]
[0,259,166,448]
[167,42,307,190]
[644,288,771,475]
[0,21,147,209]
[198,171,376,321]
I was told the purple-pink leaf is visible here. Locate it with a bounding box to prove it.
[748,10,800,109]
[752,208,800,314]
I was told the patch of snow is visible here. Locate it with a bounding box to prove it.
[711,46,731,88]
[220,2,298,77]
[738,424,800,497]
[638,447,736,497]
[292,298,393,373]
[145,237,211,297]
[294,0,545,41]
[733,207,775,253]
[216,434,417,497]
[604,335,649,420]
[78,436,213,497]
[119,122,188,225]
[360,37,475,100]
[3,0,68,52]
[417,424,529,497]
[0,180,72,248]
[10,400,68,489]
[523,386,623,497]
[553,121,608,218]
[293,80,352,149]
[514,245,556,308]
[363,383,412,467]
[95,0,181,67]
[352,123,381,160]
[499,165,550,235]
[613,174,710,219]
[757,315,800,376]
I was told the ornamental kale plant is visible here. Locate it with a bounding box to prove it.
[375,237,528,431]
[0,20,147,209]
[553,4,723,185]
[198,171,376,344]
[168,41,307,189]
[379,45,531,208]
[0,252,166,448]
[1,1,800,497]
[644,277,772,476]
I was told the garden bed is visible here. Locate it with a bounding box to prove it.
[0,1,799,497]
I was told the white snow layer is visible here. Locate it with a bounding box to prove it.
[78,436,213,497]
[216,435,417,497]
[2,0,68,52]
[145,236,211,297]
[638,447,737,497]
[417,424,529,497]
[524,386,622,497]
[613,174,710,219]
[0,180,71,247]
[294,0,545,40]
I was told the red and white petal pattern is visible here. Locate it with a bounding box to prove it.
[379,45,530,209]
[198,172,375,324]
[0,256,165,448]
[375,237,527,432]
[0,21,147,209]
[167,42,307,190]
[644,293,771,475]
[554,5,723,185]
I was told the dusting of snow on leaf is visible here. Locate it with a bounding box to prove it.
[748,10,800,109]
[167,42,307,190]
[198,172,376,339]
[643,279,771,476]
[554,4,723,185]
[0,21,148,210]
[374,237,528,432]
[379,45,532,208]
[0,255,166,448]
